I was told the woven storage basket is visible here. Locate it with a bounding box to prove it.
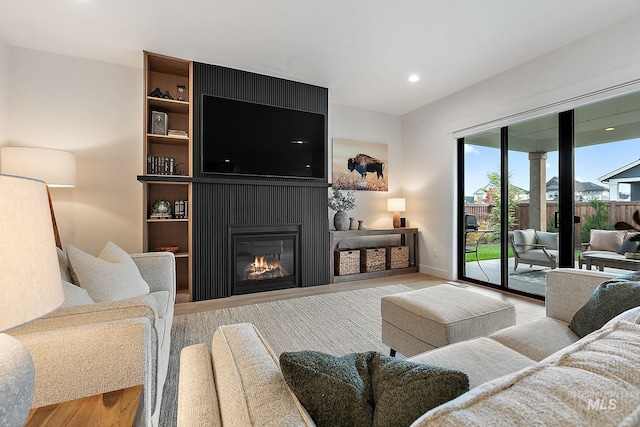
[334,249,361,275]
[360,247,386,272]
[386,246,409,269]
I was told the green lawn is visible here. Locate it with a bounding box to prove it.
[466,244,581,263]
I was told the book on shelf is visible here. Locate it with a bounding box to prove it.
[168,129,188,137]
[173,200,189,219]
[147,155,177,175]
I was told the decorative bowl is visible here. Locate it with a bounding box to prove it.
[156,246,179,253]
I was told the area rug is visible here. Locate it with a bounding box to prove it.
[159,284,412,427]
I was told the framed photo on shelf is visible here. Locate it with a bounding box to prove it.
[151,111,168,135]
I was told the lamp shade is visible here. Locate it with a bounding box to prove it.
[387,198,406,212]
[0,147,76,187]
[0,175,64,331]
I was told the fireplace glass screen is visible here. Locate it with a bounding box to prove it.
[233,229,298,295]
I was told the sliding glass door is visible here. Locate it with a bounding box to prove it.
[458,90,640,299]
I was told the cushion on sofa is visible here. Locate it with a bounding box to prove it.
[588,229,627,252]
[489,317,579,362]
[67,242,150,302]
[617,232,640,255]
[280,350,469,427]
[512,229,536,252]
[569,273,640,337]
[57,247,73,283]
[61,280,95,307]
[411,321,640,427]
[408,337,535,389]
[535,231,558,249]
[211,323,314,426]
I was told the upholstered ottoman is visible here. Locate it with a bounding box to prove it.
[381,284,516,357]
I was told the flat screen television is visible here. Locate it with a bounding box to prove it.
[201,95,326,179]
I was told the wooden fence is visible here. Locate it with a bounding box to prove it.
[465,201,640,245]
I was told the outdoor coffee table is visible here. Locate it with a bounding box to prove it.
[582,252,640,272]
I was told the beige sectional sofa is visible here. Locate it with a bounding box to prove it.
[177,269,640,426]
[9,251,176,427]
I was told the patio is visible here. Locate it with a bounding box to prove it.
[465,258,632,297]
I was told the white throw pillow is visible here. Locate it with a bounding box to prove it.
[61,280,95,307]
[67,242,150,302]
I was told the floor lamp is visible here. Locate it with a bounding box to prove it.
[0,174,65,425]
[0,147,76,249]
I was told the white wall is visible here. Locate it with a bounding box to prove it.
[402,14,640,279]
[328,103,402,232]
[0,40,9,145]
[7,47,143,254]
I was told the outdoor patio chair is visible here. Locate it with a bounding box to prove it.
[509,229,558,270]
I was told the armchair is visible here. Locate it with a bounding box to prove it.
[8,251,176,427]
[509,229,558,270]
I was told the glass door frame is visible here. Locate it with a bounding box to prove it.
[457,112,576,300]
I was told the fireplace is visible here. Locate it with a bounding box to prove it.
[231,225,301,295]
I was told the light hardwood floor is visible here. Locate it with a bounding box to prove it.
[175,273,545,324]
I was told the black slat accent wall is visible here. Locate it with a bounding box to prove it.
[192,62,330,300]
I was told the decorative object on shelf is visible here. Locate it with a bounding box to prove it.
[358,220,364,230]
[349,217,357,230]
[174,162,187,176]
[148,87,163,98]
[332,138,388,192]
[155,245,179,253]
[328,187,356,231]
[151,111,168,135]
[162,90,173,100]
[387,198,406,228]
[150,199,172,219]
[0,174,64,427]
[176,85,186,101]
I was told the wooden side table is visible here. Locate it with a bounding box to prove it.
[25,385,143,427]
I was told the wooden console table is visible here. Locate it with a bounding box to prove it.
[329,228,419,283]
[25,385,142,427]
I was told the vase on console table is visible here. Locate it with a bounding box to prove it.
[334,211,349,230]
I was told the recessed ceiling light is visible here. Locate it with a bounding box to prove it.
[408,74,420,83]
[605,127,615,131]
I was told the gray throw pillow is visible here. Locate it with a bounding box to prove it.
[569,273,640,338]
[617,233,640,255]
[279,350,469,427]
[61,280,95,307]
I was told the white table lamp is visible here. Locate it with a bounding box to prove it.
[0,174,65,425]
[0,147,76,248]
[387,198,406,228]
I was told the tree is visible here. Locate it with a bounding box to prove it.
[580,200,612,243]
[482,171,524,237]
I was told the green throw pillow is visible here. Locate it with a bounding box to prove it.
[279,350,469,427]
[569,274,640,338]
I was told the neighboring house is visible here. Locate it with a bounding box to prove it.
[546,177,609,201]
[599,158,640,201]
[472,186,529,204]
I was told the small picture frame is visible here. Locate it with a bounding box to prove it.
[151,111,168,135]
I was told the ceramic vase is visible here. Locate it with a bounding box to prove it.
[334,211,349,230]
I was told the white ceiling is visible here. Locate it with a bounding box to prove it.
[2,0,640,115]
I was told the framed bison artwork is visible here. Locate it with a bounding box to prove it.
[332,138,388,191]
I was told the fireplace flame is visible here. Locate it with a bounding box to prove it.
[246,256,284,280]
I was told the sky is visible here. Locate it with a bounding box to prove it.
[464,138,640,197]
